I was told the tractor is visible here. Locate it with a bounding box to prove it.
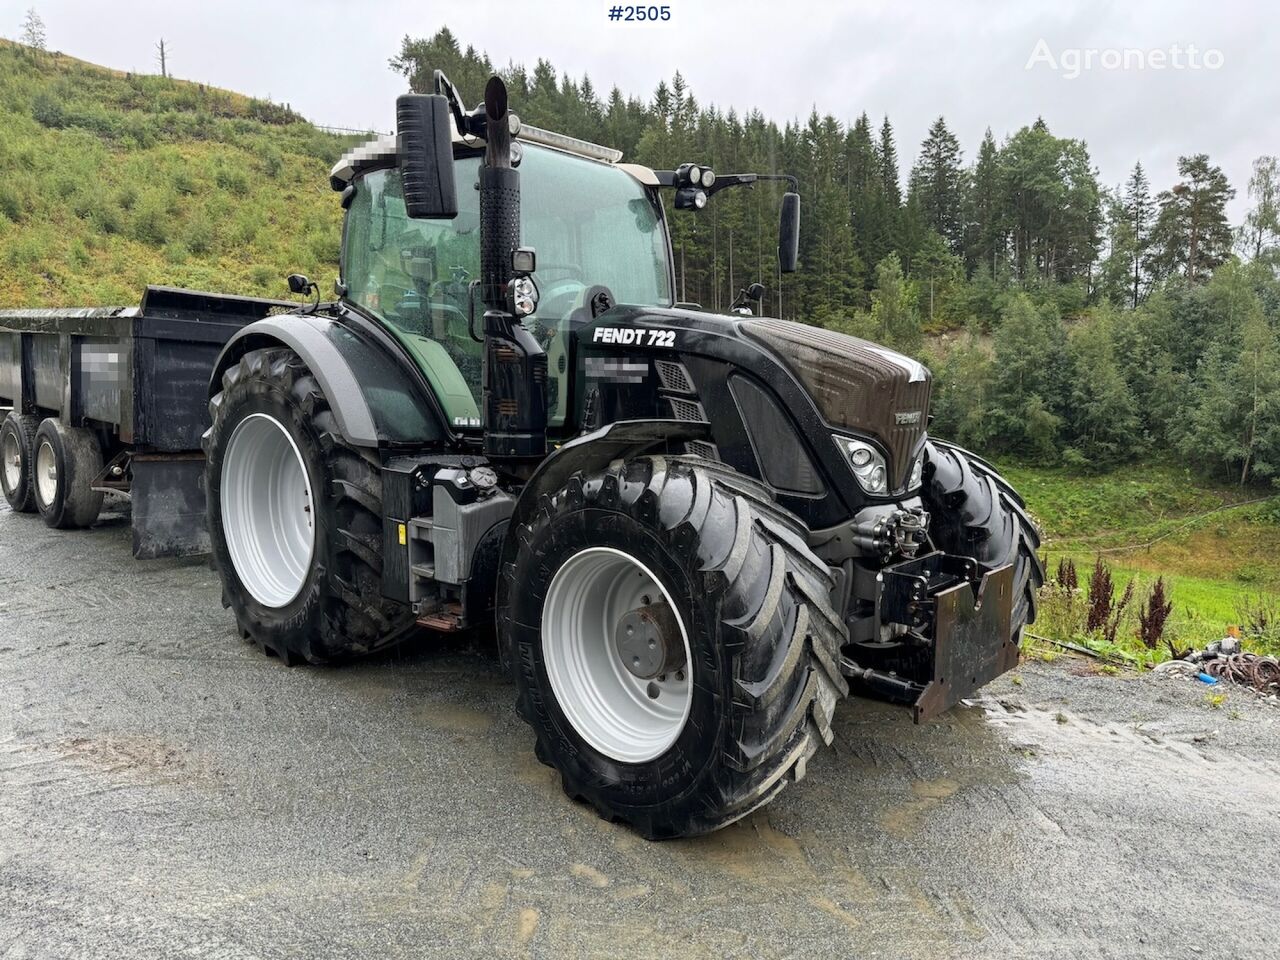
[201,73,1043,838]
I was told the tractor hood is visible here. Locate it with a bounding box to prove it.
[577,305,932,497]
[738,318,933,489]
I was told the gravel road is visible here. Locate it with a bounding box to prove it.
[2,494,1277,959]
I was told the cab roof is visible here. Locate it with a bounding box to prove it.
[328,121,657,191]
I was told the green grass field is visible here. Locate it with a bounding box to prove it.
[999,461,1280,660]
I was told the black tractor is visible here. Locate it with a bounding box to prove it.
[201,74,1043,838]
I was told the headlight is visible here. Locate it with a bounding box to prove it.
[908,451,924,490]
[834,436,888,495]
[508,276,538,317]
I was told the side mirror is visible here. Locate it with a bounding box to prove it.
[778,192,800,273]
[396,93,458,220]
[286,273,312,295]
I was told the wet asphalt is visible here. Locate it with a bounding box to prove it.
[1,494,1278,959]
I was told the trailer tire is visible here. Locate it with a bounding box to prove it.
[1,412,41,513]
[203,347,414,665]
[500,455,848,839]
[921,439,1044,632]
[31,419,104,529]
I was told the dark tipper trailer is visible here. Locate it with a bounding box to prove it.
[0,286,292,557]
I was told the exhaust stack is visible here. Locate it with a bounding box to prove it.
[478,76,548,469]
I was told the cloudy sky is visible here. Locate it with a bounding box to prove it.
[5,0,1272,218]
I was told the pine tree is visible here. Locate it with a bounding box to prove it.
[1150,154,1236,283]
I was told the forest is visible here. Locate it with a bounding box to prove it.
[392,28,1280,489]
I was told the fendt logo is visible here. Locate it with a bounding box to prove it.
[592,327,677,348]
[895,411,923,426]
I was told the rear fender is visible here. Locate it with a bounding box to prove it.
[210,315,443,448]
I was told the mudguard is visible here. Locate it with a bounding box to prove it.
[209,314,443,448]
[505,419,710,541]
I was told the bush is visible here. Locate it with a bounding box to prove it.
[130,191,171,246]
[184,214,215,255]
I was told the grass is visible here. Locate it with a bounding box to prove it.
[1001,459,1280,663]
[0,39,365,308]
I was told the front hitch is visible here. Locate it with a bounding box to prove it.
[843,552,1017,722]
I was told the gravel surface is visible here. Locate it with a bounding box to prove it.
[2,495,1277,959]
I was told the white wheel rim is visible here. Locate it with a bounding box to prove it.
[221,413,316,608]
[35,439,57,508]
[1,429,22,495]
[542,547,693,763]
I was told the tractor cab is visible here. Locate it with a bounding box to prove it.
[333,132,675,437]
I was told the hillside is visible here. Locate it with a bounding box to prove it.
[0,39,359,307]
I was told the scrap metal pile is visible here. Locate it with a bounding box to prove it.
[1155,636,1280,698]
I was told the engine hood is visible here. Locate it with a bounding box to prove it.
[739,318,932,489]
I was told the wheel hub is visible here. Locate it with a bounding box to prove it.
[2,432,21,492]
[614,602,686,680]
[35,439,57,508]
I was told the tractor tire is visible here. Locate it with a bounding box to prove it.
[32,418,104,529]
[921,439,1044,631]
[203,347,414,665]
[500,455,849,839]
[1,412,40,513]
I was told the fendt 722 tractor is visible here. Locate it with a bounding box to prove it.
[0,74,1042,838]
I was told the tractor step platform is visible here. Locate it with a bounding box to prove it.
[416,602,464,633]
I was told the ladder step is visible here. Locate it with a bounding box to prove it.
[408,517,433,538]
[411,562,436,580]
[417,611,461,633]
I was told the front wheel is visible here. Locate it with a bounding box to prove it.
[921,439,1044,632]
[500,456,848,839]
[203,347,414,664]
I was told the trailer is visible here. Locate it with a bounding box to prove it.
[0,286,294,557]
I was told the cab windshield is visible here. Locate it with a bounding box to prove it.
[342,144,673,431]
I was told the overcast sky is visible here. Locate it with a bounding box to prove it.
[5,0,1273,219]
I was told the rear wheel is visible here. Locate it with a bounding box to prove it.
[1,412,40,513]
[31,418,104,529]
[500,455,848,839]
[203,347,414,664]
[922,439,1044,632]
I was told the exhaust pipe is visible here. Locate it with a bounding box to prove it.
[478,76,548,469]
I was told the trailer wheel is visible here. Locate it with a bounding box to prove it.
[30,419,104,529]
[922,439,1045,632]
[500,456,848,839]
[1,412,41,513]
[203,347,414,664]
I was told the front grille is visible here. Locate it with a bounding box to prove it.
[655,359,694,394]
[667,397,706,422]
[686,440,720,461]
